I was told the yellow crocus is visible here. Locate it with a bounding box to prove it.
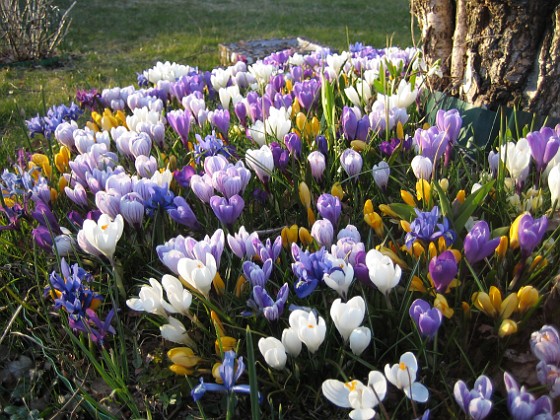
[168,347,201,375]
[396,121,404,140]
[210,310,226,337]
[364,211,383,237]
[364,199,374,215]
[409,275,427,293]
[400,220,411,233]
[434,294,454,318]
[307,207,316,226]
[213,272,225,296]
[234,275,248,298]
[428,242,438,260]
[401,190,416,207]
[54,146,70,173]
[298,181,311,208]
[299,227,314,246]
[281,224,298,249]
[351,140,368,152]
[472,291,498,318]
[331,182,344,200]
[310,116,320,137]
[496,236,508,259]
[416,179,431,202]
[509,212,527,250]
[378,204,400,218]
[517,286,539,313]
[498,319,518,337]
[455,190,466,204]
[295,112,308,134]
[31,153,52,179]
[215,336,237,356]
[439,178,449,192]
[500,293,518,320]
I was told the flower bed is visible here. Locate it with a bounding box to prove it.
[2,43,560,418]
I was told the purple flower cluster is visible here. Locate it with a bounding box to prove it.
[26,102,82,140]
[45,259,115,346]
[531,325,560,398]
[405,206,456,249]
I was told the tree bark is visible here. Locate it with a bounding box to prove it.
[411,0,560,117]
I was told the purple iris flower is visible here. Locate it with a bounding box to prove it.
[517,213,548,257]
[192,351,261,403]
[193,132,234,163]
[144,185,176,217]
[167,196,200,230]
[291,244,332,298]
[242,259,273,288]
[247,283,289,321]
[504,372,556,420]
[316,193,341,227]
[454,375,493,420]
[526,127,560,174]
[209,194,244,226]
[405,206,456,249]
[74,308,116,347]
[464,220,501,264]
[428,250,458,293]
[409,299,442,339]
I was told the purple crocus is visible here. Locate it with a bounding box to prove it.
[341,106,358,140]
[464,220,501,264]
[32,226,54,251]
[168,196,199,230]
[291,244,332,298]
[119,192,145,228]
[409,299,442,339]
[293,79,320,110]
[307,151,326,181]
[284,132,302,158]
[174,165,196,188]
[405,206,456,249]
[413,126,449,164]
[242,259,273,288]
[428,250,458,293]
[248,283,289,321]
[270,142,290,172]
[453,375,493,420]
[517,213,548,257]
[209,194,244,226]
[167,109,191,147]
[436,109,462,144]
[531,325,560,365]
[191,351,261,403]
[310,219,334,247]
[504,372,556,420]
[227,226,259,260]
[210,108,230,138]
[253,235,282,262]
[526,127,560,174]
[316,193,341,227]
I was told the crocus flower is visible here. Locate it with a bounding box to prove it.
[160,316,195,346]
[413,127,448,163]
[436,109,462,144]
[530,325,560,365]
[289,309,326,353]
[500,139,532,187]
[322,371,387,420]
[242,259,273,288]
[248,283,289,321]
[428,250,458,293]
[192,351,259,402]
[509,212,548,257]
[536,362,560,398]
[464,220,501,264]
[126,278,168,317]
[526,127,560,174]
[316,193,341,227]
[330,296,366,341]
[409,299,443,339]
[176,253,217,298]
[548,163,560,206]
[384,352,429,403]
[80,213,124,262]
[258,337,287,370]
[227,226,259,260]
[246,145,274,184]
[411,155,433,180]
[454,375,493,420]
[372,161,390,191]
[307,150,326,181]
[291,245,331,298]
[311,219,334,247]
[365,249,401,296]
[405,206,456,249]
[504,371,556,420]
[342,106,358,140]
[209,194,244,226]
[284,132,302,158]
[340,148,363,179]
[349,327,372,356]
[322,255,355,299]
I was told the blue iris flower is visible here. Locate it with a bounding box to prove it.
[405,206,456,249]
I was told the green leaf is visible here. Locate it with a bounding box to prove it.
[454,180,495,233]
[432,180,452,218]
[386,203,417,221]
[245,326,261,420]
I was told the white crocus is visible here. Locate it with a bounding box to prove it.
[281,327,302,357]
[411,155,433,180]
[176,253,217,298]
[349,327,372,356]
[218,85,242,109]
[393,79,418,108]
[258,337,287,370]
[330,296,366,342]
[161,274,193,315]
[500,139,531,185]
[160,316,195,347]
[365,249,401,296]
[322,370,387,420]
[372,161,390,190]
[81,213,124,261]
[249,61,275,85]
[210,68,231,91]
[249,120,267,146]
[126,278,167,317]
[289,309,326,354]
[265,106,292,141]
[246,145,274,183]
[345,86,362,108]
[323,256,354,299]
[548,163,560,207]
[384,352,429,403]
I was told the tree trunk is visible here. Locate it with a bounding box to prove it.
[411,0,560,118]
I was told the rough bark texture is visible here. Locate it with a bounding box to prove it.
[412,0,560,117]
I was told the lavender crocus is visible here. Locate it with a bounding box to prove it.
[526,127,560,174]
[311,219,334,247]
[409,299,442,339]
[168,196,199,229]
[293,79,320,110]
[119,192,145,228]
[270,142,290,171]
[307,151,326,181]
[428,250,457,293]
[504,372,556,420]
[414,126,448,164]
[167,109,191,147]
[436,109,462,144]
[531,325,560,365]
[341,106,358,141]
[242,259,273,288]
[340,148,363,179]
[210,108,230,137]
[248,283,289,321]
[284,132,302,158]
[291,244,331,298]
[316,193,341,227]
[227,226,259,260]
[517,213,548,257]
[454,375,493,420]
[464,220,501,264]
[209,194,244,226]
[253,235,282,262]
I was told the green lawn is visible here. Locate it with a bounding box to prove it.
[0,0,413,156]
